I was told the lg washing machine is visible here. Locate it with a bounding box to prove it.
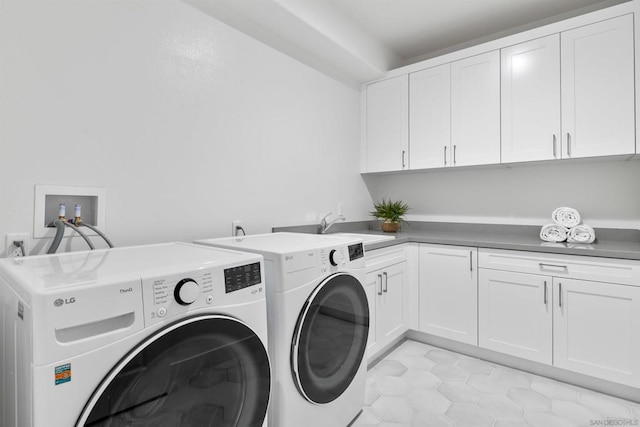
[0,242,271,427]
[195,232,368,427]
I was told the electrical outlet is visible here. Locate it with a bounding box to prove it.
[5,233,29,258]
[231,220,243,237]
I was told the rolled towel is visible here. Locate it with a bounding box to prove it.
[540,223,569,242]
[567,224,596,244]
[552,207,581,228]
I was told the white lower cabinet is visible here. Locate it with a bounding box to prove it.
[554,277,640,387]
[479,269,552,364]
[478,248,640,388]
[365,246,409,358]
[419,244,478,345]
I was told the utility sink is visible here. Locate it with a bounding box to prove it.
[333,233,396,245]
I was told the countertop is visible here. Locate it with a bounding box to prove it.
[272,221,640,261]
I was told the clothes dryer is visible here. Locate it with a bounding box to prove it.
[0,242,270,427]
[195,232,368,427]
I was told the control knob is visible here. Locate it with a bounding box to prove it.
[329,249,343,266]
[174,278,200,305]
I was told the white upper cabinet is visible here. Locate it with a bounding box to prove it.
[364,75,409,173]
[451,51,501,167]
[363,5,637,173]
[501,35,561,163]
[561,14,635,159]
[409,64,451,169]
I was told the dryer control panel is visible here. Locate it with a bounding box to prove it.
[319,242,365,273]
[142,260,264,327]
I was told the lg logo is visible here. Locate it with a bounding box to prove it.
[53,297,76,307]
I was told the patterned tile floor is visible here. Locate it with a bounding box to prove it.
[353,340,640,427]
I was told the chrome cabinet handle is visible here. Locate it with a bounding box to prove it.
[539,263,568,272]
[566,133,571,157]
[402,150,406,169]
[544,281,548,305]
[453,145,457,165]
[553,135,557,158]
[383,272,388,293]
[469,251,473,271]
[377,274,383,296]
[558,282,563,307]
[444,146,447,166]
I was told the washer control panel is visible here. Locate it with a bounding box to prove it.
[174,278,200,305]
[142,259,264,326]
[224,262,261,293]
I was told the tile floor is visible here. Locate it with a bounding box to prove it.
[353,340,640,427]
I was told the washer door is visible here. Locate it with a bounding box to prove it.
[292,272,369,404]
[77,315,270,426]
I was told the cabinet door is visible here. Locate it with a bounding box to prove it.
[478,269,552,364]
[365,75,409,172]
[553,278,640,387]
[419,245,477,345]
[501,35,561,163]
[561,14,635,159]
[451,51,501,167]
[409,64,451,169]
[378,261,408,344]
[364,270,381,355]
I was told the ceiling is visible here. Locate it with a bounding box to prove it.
[183,0,629,86]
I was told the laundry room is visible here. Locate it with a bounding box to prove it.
[1,0,640,251]
[2,0,640,426]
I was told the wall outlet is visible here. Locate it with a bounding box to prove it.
[232,220,243,236]
[5,233,29,257]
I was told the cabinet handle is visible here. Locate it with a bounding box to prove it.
[377,274,383,296]
[469,251,473,271]
[453,145,457,165]
[566,133,571,157]
[552,135,557,158]
[444,146,447,166]
[544,281,548,305]
[383,272,388,293]
[539,262,568,272]
[558,282,563,307]
[402,150,406,169]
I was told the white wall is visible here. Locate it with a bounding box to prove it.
[0,0,371,254]
[363,158,640,229]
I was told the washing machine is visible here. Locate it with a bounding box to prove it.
[0,242,271,427]
[195,232,368,427]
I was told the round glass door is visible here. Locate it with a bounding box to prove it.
[292,273,369,404]
[77,315,270,427]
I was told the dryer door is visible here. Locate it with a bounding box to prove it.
[77,315,270,426]
[292,272,369,404]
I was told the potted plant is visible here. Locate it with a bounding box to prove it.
[370,198,409,232]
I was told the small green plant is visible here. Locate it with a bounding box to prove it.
[370,198,410,224]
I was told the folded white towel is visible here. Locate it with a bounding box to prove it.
[567,224,596,244]
[540,223,569,242]
[552,207,581,228]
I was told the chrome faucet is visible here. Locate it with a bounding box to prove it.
[318,212,345,234]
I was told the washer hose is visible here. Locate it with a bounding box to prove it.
[77,221,114,248]
[63,221,95,250]
[46,220,66,254]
